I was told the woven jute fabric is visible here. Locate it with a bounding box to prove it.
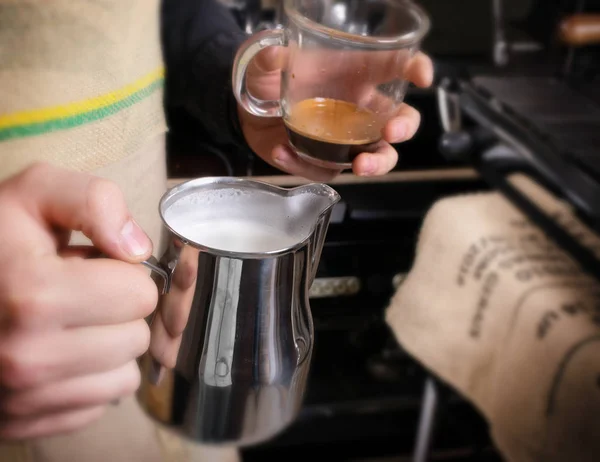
[0,1,238,461]
[0,0,167,181]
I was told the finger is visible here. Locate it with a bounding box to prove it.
[283,49,433,95]
[382,104,422,144]
[246,47,286,100]
[148,247,198,371]
[59,258,157,327]
[294,49,405,86]
[250,46,286,73]
[149,308,182,370]
[352,141,399,177]
[3,257,158,329]
[158,246,197,338]
[0,321,150,390]
[404,51,434,88]
[271,145,343,182]
[0,405,105,440]
[0,361,140,418]
[6,163,152,262]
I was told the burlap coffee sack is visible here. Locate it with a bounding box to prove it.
[386,174,600,461]
[0,0,167,181]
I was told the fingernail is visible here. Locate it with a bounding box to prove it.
[359,158,376,176]
[149,358,165,386]
[120,219,151,257]
[274,146,292,167]
[391,122,407,141]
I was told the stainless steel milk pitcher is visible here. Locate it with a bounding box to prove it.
[136,177,341,447]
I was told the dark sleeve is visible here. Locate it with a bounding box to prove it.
[160,0,249,150]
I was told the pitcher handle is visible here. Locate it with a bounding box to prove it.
[140,249,180,385]
[232,28,288,118]
[142,257,173,294]
[142,240,181,295]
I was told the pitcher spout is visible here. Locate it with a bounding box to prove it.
[292,183,341,216]
[292,183,341,284]
[158,176,340,260]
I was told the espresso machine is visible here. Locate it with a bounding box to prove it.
[216,0,284,33]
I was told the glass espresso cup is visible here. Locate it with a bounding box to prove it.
[233,0,430,169]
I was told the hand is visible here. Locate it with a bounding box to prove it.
[238,48,434,181]
[0,163,157,440]
[146,243,199,383]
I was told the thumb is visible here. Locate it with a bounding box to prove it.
[249,46,286,74]
[246,46,286,103]
[8,163,152,262]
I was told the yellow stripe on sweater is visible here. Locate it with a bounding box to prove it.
[0,67,165,129]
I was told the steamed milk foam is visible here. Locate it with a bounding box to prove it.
[163,187,302,253]
[171,219,299,253]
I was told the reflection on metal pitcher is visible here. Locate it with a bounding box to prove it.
[137,177,341,447]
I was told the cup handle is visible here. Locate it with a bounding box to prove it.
[232,28,288,118]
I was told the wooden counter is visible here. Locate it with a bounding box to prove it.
[167,167,479,189]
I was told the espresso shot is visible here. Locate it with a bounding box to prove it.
[284,98,382,168]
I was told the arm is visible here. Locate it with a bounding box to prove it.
[160,0,249,149]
